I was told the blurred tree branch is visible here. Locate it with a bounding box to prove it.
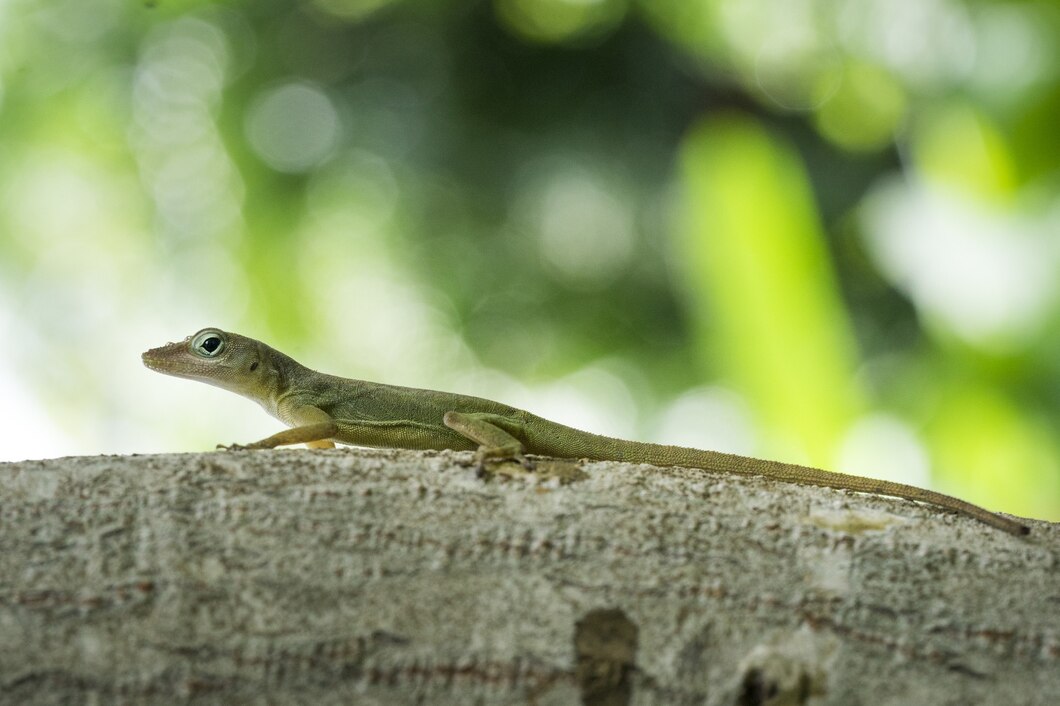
[1,449,1055,704]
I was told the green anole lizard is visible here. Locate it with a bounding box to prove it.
[142,327,1030,536]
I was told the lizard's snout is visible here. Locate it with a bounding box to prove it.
[142,341,184,372]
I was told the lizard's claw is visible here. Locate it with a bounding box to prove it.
[217,442,265,451]
[472,446,536,477]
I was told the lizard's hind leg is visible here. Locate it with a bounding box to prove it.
[442,411,533,469]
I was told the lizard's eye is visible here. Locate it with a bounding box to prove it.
[191,331,225,357]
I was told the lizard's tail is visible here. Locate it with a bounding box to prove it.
[665,447,1031,537]
[531,421,1030,536]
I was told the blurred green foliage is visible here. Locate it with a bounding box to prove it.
[0,0,1058,520]
[679,117,864,464]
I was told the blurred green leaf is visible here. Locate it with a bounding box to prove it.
[928,383,1060,521]
[813,61,906,153]
[495,0,628,44]
[913,103,1018,201]
[677,115,863,465]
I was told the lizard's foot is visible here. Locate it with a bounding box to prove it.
[216,442,268,451]
[473,444,537,482]
[474,444,534,472]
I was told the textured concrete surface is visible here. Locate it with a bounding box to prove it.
[0,448,1057,705]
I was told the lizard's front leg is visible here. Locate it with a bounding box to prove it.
[442,411,533,469]
[219,406,338,450]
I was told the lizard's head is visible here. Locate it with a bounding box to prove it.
[142,327,278,397]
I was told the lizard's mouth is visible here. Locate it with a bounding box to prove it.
[141,343,199,378]
[141,351,167,372]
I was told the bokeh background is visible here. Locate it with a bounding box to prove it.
[1,0,1058,521]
